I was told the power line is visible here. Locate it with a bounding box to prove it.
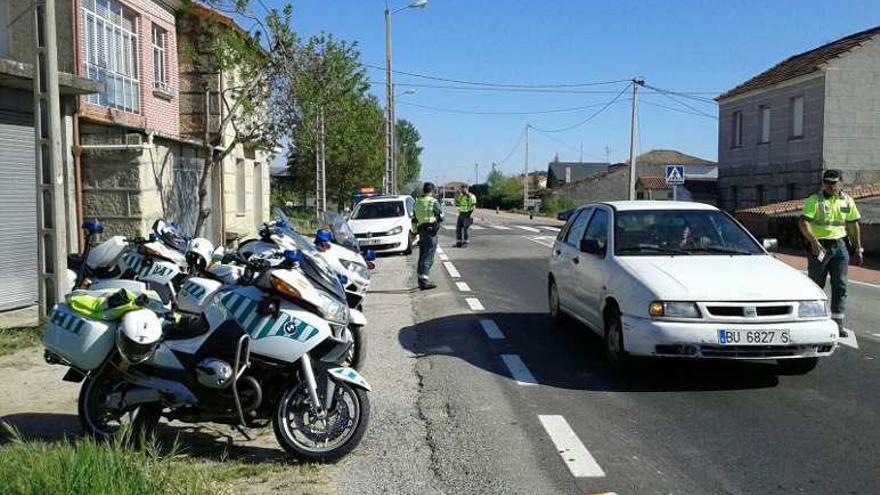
[397,99,627,116]
[497,127,526,167]
[364,63,631,89]
[529,82,632,133]
[530,129,607,162]
[641,100,718,120]
[643,83,719,119]
[369,79,719,96]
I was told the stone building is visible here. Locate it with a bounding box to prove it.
[717,26,880,211]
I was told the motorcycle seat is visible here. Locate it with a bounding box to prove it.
[163,315,211,341]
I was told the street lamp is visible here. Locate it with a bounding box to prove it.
[385,0,428,195]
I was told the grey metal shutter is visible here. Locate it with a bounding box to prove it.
[0,110,38,311]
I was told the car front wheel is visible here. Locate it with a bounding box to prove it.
[548,279,565,325]
[604,307,630,370]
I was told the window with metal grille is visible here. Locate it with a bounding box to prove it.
[152,24,167,89]
[82,0,140,113]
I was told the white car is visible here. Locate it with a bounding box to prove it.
[348,195,416,255]
[548,201,838,375]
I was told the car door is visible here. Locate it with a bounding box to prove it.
[572,207,610,330]
[550,207,592,316]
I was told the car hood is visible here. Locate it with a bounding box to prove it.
[616,255,826,301]
[348,217,406,234]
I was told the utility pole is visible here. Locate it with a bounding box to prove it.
[474,163,479,186]
[628,78,644,201]
[33,0,68,315]
[315,107,326,217]
[605,145,611,164]
[384,6,395,195]
[579,143,583,165]
[523,124,529,209]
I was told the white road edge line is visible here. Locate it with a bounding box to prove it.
[542,226,561,232]
[538,415,606,478]
[523,235,554,248]
[479,319,505,340]
[839,329,859,349]
[437,247,444,254]
[443,261,460,278]
[455,282,471,292]
[516,225,541,233]
[851,280,880,289]
[466,297,485,311]
[471,225,486,230]
[439,254,449,261]
[493,225,512,230]
[500,354,537,386]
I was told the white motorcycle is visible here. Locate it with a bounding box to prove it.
[43,248,371,462]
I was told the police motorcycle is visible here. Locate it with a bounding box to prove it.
[316,211,377,310]
[237,210,368,369]
[43,243,372,462]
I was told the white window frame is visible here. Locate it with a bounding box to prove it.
[236,159,247,215]
[791,96,804,138]
[732,111,743,148]
[152,24,168,89]
[82,0,140,113]
[759,105,771,144]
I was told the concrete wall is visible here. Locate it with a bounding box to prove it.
[221,147,270,241]
[718,74,826,211]
[6,0,76,73]
[823,37,880,185]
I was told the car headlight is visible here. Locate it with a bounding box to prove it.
[340,259,370,281]
[649,301,701,318]
[316,290,349,325]
[798,300,827,318]
[386,225,403,236]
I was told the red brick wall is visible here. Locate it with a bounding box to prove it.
[76,0,179,136]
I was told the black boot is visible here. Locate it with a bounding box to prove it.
[419,280,437,291]
[834,318,847,338]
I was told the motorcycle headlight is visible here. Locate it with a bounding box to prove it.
[798,300,827,318]
[649,301,701,318]
[316,290,348,325]
[340,259,370,281]
[386,225,403,236]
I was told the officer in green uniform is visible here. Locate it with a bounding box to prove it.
[414,182,444,290]
[455,185,477,248]
[798,169,864,337]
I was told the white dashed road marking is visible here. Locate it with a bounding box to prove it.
[839,329,859,349]
[500,354,537,386]
[538,415,606,478]
[437,247,444,254]
[492,225,512,230]
[456,282,471,292]
[479,319,505,340]
[524,236,555,248]
[443,262,460,278]
[516,225,541,233]
[471,225,486,230]
[439,253,449,261]
[542,226,561,232]
[466,297,485,311]
[442,225,455,231]
[872,333,880,338]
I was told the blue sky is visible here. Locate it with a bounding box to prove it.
[262,0,878,184]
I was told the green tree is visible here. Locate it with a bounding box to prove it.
[395,118,423,189]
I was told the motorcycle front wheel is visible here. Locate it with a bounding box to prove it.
[273,377,370,462]
[78,366,161,443]
[343,324,366,370]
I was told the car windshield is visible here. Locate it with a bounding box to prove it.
[614,209,764,256]
[352,201,405,219]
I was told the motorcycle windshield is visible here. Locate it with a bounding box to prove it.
[323,212,360,251]
[271,208,347,301]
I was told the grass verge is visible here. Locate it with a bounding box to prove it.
[0,426,328,495]
[0,327,42,358]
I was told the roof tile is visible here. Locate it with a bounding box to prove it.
[736,182,880,216]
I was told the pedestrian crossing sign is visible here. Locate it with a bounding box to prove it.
[665,165,685,185]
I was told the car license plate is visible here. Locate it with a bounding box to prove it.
[718,329,791,345]
[360,238,382,246]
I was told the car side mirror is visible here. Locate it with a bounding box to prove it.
[762,238,779,253]
[579,239,605,256]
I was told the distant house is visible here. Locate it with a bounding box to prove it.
[717,25,880,212]
[547,159,608,188]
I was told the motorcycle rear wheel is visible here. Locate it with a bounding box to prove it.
[78,366,161,443]
[273,378,370,462]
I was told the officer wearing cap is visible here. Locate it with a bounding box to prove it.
[455,185,477,248]
[414,182,444,290]
[798,169,864,337]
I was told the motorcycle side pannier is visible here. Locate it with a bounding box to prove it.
[42,303,115,371]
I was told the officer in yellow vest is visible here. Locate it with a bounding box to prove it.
[414,182,444,290]
[798,169,864,337]
[455,185,477,248]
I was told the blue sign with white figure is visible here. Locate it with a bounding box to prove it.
[665,165,685,185]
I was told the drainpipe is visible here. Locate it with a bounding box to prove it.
[72,0,83,251]
[217,71,226,246]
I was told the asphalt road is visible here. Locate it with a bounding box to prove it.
[391,206,880,494]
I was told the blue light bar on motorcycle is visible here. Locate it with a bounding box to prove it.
[364,250,377,262]
[283,249,305,263]
[277,219,289,230]
[81,219,104,235]
[315,229,332,243]
[338,274,349,286]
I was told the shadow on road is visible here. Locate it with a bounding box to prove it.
[399,311,782,393]
[0,412,288,464]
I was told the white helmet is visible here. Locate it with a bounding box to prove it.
[117,309,163,364]
[186,237,215,272]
